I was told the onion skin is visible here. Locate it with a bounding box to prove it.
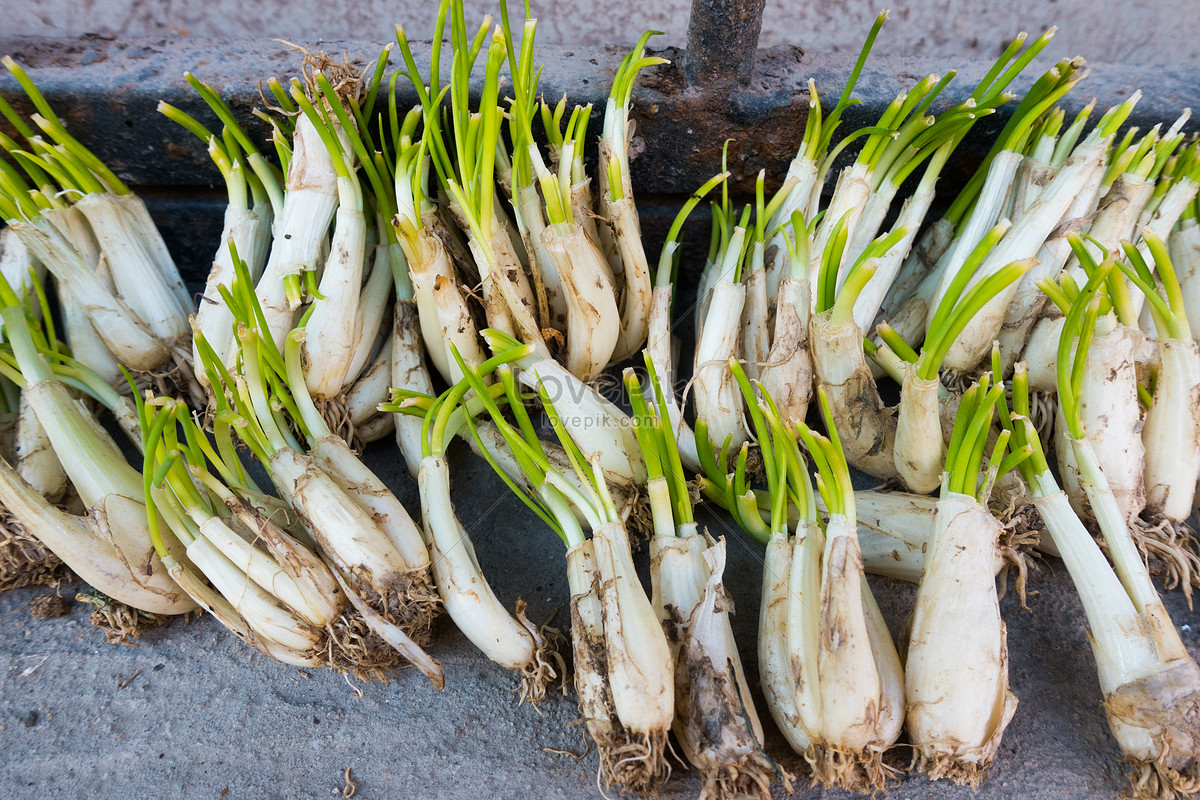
[809,312,898,481]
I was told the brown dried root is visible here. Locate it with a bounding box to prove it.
[515,599,566,706]
[600,728,673,798]
[131,345,205,409]
[991,484,1045,609]
[324,610,409,683]
[1028,389,1058,443]
[316,397,364,453]
[698,750,782,800]
[0,508,69,591]
[1132,516,1200,606]
[804,742,900,794]
[76,591,170,646]
[912,750,991,789]
[275,43,363,108]
[1125,755,1200,800]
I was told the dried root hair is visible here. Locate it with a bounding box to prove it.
[991,482,1044,609]
[276,42,364,110]
[1125,752,1200,800]
[1132,515,1200,606]
[699,749,786,800]
[131,345,205,408]
[803,742,900,794]
[0,507,69,591]
[353,565,443,646]
[324,609,408,682]
[315,397,364,452]
[911,749,992,789]
[515,599,567,706]
[76,590,171,646]
[598,727,673,797]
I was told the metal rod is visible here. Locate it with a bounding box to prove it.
[683,0,767,86]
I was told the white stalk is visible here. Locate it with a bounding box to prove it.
[810,163,872,309]
[1143,338,1200,522]
[12,221,168,370]
[741,248,771,381]
[592,519,674,736]
[646,284,700,470]
[184,535,322,656]
[218,493,343,627]
[111,192,193,311]
[815,514,885,751]
[931,150,1025,311]
[165,558,319,666]
[905,493,1017,782]
[893,366,945,494]
[666,535,774,796]
[1064,174,1154,287]
[59,273,122,388]
[765,156,819,301]
[854,167,941,332]
[759,529,812,751]
[600,137,654,362]
[0,455,193,614]
[269,446,439,652]
[881,217,955,325]
[389,300,432,474]
[1173,219,1200,338]
[15,392,68,505]
[304,178,366,398]
[518,357,645,485]
[193,200,273,384]
[694,279,748,453]
[514,182,567,332]
[1068,324,1145,524]
[943,131,1111,371]
[75,192,190,342]
[418,455,549,685]
[998,163,1106,368]
[344,244,394,385]
[346,340,394,445]
[312,435,429,573]
[193,513,333,628]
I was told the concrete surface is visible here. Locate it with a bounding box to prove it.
[2,437,1198,799]
[3,0,1198,69]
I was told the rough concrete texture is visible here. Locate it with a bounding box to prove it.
[4,0,1198,69]
[2,435,1198,799]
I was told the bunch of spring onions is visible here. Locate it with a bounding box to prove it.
[0,292,196,633]
[698,372,904,793]
[391,0,663,387]
[997,265,1200,798]
[446,356,675,793]
[0,58,198,400]
[394,342,561,703]
[903,368,1027,784]
[677,17,1053,478]
[627,357,784,800]
[176,48,405,446]
[192,251,443,686]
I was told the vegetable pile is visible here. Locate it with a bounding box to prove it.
[1,4,1200,798]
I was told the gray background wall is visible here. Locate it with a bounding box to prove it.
[4,0,1197,67]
